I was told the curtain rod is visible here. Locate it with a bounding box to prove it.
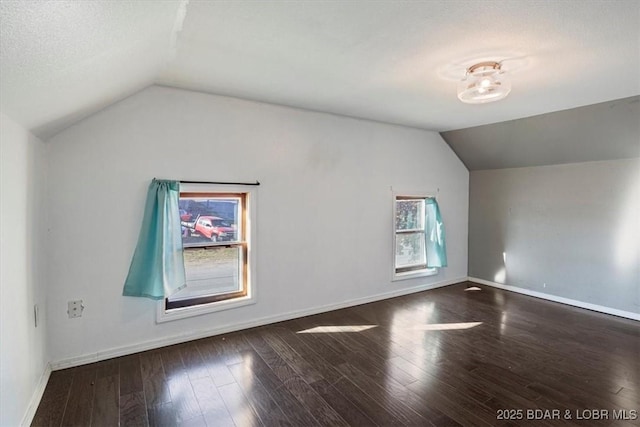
[180,180,260,186]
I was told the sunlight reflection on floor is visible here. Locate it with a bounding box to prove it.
[296,325,377,334]
[411,322,482,331]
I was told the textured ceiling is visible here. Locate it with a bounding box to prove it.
[441,96,640,170]
[1,0,639,140]
[0,0,184,137]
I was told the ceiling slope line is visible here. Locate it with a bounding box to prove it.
[165,0,190,67]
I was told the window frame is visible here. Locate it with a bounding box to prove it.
[392,190,438,281]
[156,184,257,323]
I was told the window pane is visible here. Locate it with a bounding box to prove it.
[395,233,426,268]
[179,197,241,244]
[396,200,425,231]
[168,246,242,302]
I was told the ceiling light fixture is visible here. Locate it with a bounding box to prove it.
[457,61,511,104]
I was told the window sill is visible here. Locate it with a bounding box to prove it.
[156,293,256,323]
[392,268,438,282]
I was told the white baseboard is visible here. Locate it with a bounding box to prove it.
[51,276,465,370]
[21,362,51,426]
[468,277,640,321]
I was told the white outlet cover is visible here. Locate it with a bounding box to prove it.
[67,300,84,318]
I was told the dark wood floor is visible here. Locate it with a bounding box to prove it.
[33,281,639,426]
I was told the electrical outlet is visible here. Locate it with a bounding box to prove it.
[67,300,84,318]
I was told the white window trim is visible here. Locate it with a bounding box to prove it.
[392,189,438,282]
[156,183,257,323]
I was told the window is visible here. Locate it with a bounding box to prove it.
[158,184,256,322]
[393,194,437,280]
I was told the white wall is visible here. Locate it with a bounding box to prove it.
[45,85,469,364]
[469,159,640,315]
[0,113,48,426]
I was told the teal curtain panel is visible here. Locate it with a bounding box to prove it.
[123,179,186,299]
[425,197,448,268]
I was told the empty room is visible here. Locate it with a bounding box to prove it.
[1,1,638,426]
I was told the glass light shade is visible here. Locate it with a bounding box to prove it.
[457,62,511,104]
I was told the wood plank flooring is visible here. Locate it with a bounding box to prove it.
[32,281,639,426]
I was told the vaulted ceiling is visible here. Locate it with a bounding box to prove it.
[1,0,639,160]
[442,96,640,170]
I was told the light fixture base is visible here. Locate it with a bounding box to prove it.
[457,61,511,104]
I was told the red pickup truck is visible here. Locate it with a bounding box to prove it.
[189,215,236,242]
